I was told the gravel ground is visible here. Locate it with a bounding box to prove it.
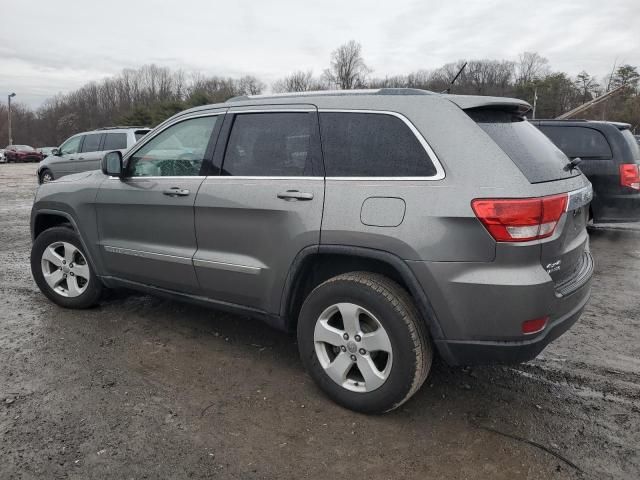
[1,163,639,480]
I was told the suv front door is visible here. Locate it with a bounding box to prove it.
[95,111,225,293]
[193,106,325,314]
[52,135,84,178]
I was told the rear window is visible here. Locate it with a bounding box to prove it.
[319,112,437,177]
[467,109,579,183]
[620,129,640,162]
[103,133,128,151]
[538,126,612,159]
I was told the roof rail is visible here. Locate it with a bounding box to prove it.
[94,126,151,131]
[226,88,434,102]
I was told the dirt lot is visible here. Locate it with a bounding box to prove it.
[1,162,639,479]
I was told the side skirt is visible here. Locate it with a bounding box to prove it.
[99,276,287,331]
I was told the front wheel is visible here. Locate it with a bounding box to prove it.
[31,227,103,309]
[39,169,54,184]
[297,272,432,414]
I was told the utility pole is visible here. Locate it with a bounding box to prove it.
[532,87,538,119]
[7,92,16,146]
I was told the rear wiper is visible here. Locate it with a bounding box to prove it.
[564,157,582,172]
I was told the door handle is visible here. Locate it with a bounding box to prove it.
[277,190,314,201]
[163,187,191,197]
[77,157,84,161]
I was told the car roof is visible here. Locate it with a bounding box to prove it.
[170,88,532,120]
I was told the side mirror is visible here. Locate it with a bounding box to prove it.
[101,151,123,177]
[51,148,60,156]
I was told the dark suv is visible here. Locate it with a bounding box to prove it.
[30,89,593,413]
[532,120,640,223]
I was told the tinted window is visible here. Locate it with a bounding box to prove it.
[59,136,82,155]
[539,126,612,159]
[128,116,218,177]
[134,130,150,142]
[620,129,640,162]
[103,133,128,150]
[319,112,436,177]
[81,134,102,153]
[468,109,579,183]
[222,113,317,176]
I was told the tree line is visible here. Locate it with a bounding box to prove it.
[1,41,638,147]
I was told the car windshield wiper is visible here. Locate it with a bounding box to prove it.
[564,157,582,172]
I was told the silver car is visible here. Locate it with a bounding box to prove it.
[30,89,593,413]
[37,126,150,183]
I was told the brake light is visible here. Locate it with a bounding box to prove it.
[619,164,640,190]
[471,194,568,242]
[522,316,548,335]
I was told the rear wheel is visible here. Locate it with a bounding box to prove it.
[297,272,432,414]
[31,227,102,309]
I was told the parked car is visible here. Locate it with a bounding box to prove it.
[30,89,593,413]
[635,134,640,146]
[37,147,57,158]
[4,145,44,163]
[37,126,151,184]
[0,149,5,163]
[531,119,640,223]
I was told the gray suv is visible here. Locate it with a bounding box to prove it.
[29,89,594,413]
[37,126,150,184]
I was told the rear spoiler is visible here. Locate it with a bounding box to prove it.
[442,94,532,115]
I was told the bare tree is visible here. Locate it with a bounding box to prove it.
[322,40,371,89]
[272,70,325,92]
[515,52,549,84]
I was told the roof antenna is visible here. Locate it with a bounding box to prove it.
[442,62,467,94]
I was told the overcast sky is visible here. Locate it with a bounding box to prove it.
[1,0,638,108]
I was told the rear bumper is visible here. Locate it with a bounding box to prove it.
[434,284,590,365]
[593,192,640,223]
[407,249,593,366]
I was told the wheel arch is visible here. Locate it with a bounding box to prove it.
[280,245,445,341]
[31,209,100,275]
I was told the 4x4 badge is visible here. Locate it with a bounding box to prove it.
[545,260,562,274]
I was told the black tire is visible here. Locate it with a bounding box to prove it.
[31,227,103,309]
[39,169,54,184]
[297,272,432,414]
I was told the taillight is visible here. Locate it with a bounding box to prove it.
[522,316,548,335]
[471,194,568,242]
[619,164,640,190]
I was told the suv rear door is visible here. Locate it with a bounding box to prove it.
[469,110,592,293]
[95,111,224,293]
[193,105,324,313]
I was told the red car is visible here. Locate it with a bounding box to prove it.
[4,145,44,163]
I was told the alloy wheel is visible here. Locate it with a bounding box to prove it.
[313,302,393,393]
[40,241,90,298]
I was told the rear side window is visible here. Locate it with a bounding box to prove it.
[620,129,640,162]
[81,134,102,153]
[467,109,579,183]
[222,112,318,176]
[539,126,612,159]
[319,112,437,177]
[103,133,128,151]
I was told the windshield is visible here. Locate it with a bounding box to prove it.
[467,109,580,183]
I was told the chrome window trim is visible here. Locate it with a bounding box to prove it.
[318,109,445,181]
